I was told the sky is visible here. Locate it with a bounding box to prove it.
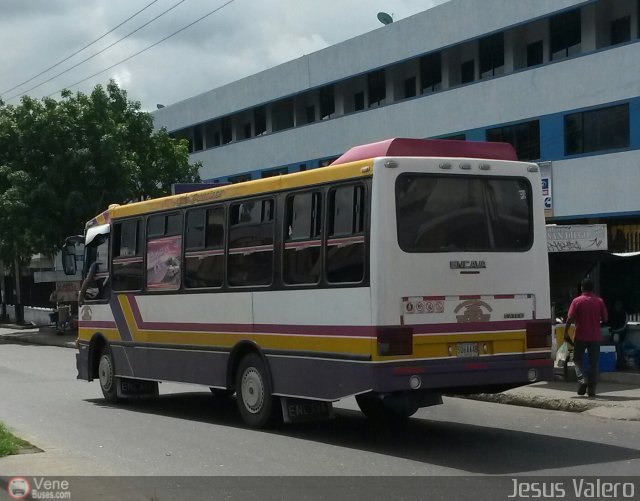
[0,0,447,111]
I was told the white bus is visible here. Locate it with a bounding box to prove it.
[76,138,552,427]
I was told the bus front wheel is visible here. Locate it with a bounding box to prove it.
[355,393,418,422]
[235,353,280,428]
[98,345,120,403]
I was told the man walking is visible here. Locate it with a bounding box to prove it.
[563,279,608,397]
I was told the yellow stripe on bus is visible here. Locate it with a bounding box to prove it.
[78,328,122,343]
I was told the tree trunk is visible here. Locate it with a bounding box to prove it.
[0,259,7,322]
[14,258,24,325]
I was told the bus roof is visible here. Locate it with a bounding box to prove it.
[86,138,517,227]
[331,138,518,165]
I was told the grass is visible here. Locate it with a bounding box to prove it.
[0,422,30,457]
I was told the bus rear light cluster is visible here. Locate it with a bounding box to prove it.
[377,326,413,356]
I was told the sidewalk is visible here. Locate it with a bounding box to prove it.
[1,325,639,420]
[0,325,76,348]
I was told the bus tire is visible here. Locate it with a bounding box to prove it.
[98,345,120,404]
[235,353,280,428]
[355,394,418,422]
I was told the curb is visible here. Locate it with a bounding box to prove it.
[464,393,640,421]
[0,332,75,349]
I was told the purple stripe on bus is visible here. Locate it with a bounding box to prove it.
[110,295,133,341]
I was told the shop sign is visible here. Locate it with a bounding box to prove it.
[546,224,608,253]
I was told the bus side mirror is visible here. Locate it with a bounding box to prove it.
[62,244,76,275]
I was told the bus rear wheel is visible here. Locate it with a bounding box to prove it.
[355,393,418,422]
[98,345,120,403]
[235,353,280,428]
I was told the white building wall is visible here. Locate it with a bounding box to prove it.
[153,0,590,132]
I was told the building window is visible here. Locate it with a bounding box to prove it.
[526,40,544,67]
[319,85,335,119]
[228,199,274,287]
[367,70,386,107]
[221,117,232,144]
[193,124,203,151]
[403,77,416,99]
[242,122,252,140]
[564,104,629,155]
[326,184,365,284]
[440,133,466,141]
[261,167,288,178]
[486,120,540,161]
[479,32,505,78]
[354,91,365,111]
[272,98,294,131]
[611,16,631,46]
[550,8,581,60]
[420,52,441,93]
[228,173,252,184]
[305,105,316,124]
[185,207,225,289]
[204,121,219,148]
[254,106,266,136]
[461,60,475,84]
[284,191,323,285]
[146,213,182,291]
[112,219,144,291]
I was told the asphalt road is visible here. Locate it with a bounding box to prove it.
[1,343,639,499]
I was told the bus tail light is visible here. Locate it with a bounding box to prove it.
[377,326,413,356]
[526,321,552,349]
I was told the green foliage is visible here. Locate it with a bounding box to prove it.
[0,81,200,260]
[0,422,30,457]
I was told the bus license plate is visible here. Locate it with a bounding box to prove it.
[281,397,333,423]
[457,342,479,357]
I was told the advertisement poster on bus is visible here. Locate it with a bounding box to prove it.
[146,236,182,289]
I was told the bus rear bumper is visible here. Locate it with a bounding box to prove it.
[372,356,553,394]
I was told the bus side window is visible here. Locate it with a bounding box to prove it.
[284,191,322,285]
[185,206,225,289]
[82,234,111,302]
[228,198,274,287]
[146,213,183,291]
[112,219,144,291]
[326,185,366,283]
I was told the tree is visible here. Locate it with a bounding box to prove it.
[0,81,200,320]
[0,80,200,260]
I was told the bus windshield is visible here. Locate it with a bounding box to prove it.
[396,173,533,253]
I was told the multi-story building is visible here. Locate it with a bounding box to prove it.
[153,0,639,254]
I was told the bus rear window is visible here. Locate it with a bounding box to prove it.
[395,174,533,252]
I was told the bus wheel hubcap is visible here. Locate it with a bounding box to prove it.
[99,355,113,391]
[241,368,264,414]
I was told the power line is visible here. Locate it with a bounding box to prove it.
[5,0,190,102]
[49,0,235,97]
[0,0,161,97]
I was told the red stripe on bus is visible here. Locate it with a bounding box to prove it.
[327,236,365,246]
[185,249,224,258]
[228,245,274,255]
[494,294,515,299]
[412,320,529,334]
[284,240,322,250]
[78,320,118,329]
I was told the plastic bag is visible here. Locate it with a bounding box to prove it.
[555,342,569,368]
